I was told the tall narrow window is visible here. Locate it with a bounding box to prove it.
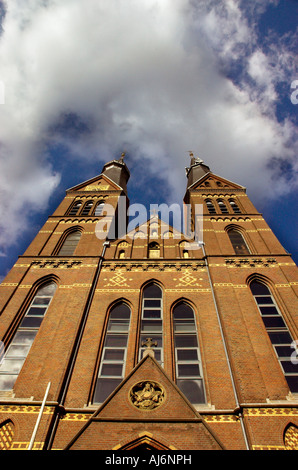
[206,200,216,214]
[250,281,298,392]
[148,242,160,258]
[139,283,163,365]
[173,302,206,404]
[229,199,241,214]
[81,201,93,216]
[94,201,105,216]
[94,303,131,403]
[217,200,228,213]
[58,230,81,256]
[227,229,250,255]
[0,282,57,391]
[68,201,82,216]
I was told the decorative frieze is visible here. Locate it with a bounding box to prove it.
[102,262,206,273]
[32,260,82,269]
[225,258,277,268]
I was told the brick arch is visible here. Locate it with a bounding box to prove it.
[52,226,84,256]
[246,272,275,290]
[225,224,253,254]
[2,275,59,345]
[113,432,175,450]
[140,278,164,292]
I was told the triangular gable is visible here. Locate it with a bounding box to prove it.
[64,355,224,450]
[189,172,245,191]
[67,173,122,192]
[120,214,187,242]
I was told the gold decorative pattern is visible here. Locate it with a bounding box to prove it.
[101,262,206,273]
[0,420,14,450]
[60,413,90,422]
[252,445,285,450]
[0,405,53,414]
[0,283,18,287]
[10,442,43,450]
[173,269,203,287]
[59,284,92,289]
[96,289,140,293]
[165,288,211,293]
[244,408,298,417]
[84,184,110,191]
[129,381,165,410]
[284,425,298,450]
[203,415,238,423]
[104,271,133,288]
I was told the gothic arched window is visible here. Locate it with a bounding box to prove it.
[58,229,82,256]
[68,200,82,216]
[227,228,250,255]
[0,282,57,391]
[94,302,131,403]
[173,302,206,404]
[250,280,298,393]
[139,283,163,365]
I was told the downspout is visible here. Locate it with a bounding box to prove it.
[45,240,110,450]
[199,242,250,450]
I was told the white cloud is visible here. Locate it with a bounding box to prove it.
[0,0,296,254]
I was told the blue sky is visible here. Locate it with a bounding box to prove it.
[0,0,297,280]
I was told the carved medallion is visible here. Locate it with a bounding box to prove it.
[129,381,165,410]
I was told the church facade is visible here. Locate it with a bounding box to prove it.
[0,154,297,450]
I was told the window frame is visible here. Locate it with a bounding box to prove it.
[68,200,82,216]
[227,228,250,255]
[80,201,94,216]
[172,302,206,405]
[139,283,163,366]
[56,229,82,256]
[217,199,229,214]
[0,282,57,391]
[250,280,298,392]
[93,302,131,404]
[205,199,216,214]
[94,201,105,216]
[228,199,241,214]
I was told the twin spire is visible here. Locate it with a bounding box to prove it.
[102,150,210,193]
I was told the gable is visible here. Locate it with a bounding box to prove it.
[67,173,122,192]
[189,173,245,191]
[121,214,186,242]
[64,355,224,450]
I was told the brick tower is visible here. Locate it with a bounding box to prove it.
[0,153,297,451]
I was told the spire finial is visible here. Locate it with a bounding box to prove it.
[188,151,204,165]
[119,151,126,162]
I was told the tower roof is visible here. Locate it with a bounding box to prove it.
[185,152,211,189]
[101,152,130,194]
